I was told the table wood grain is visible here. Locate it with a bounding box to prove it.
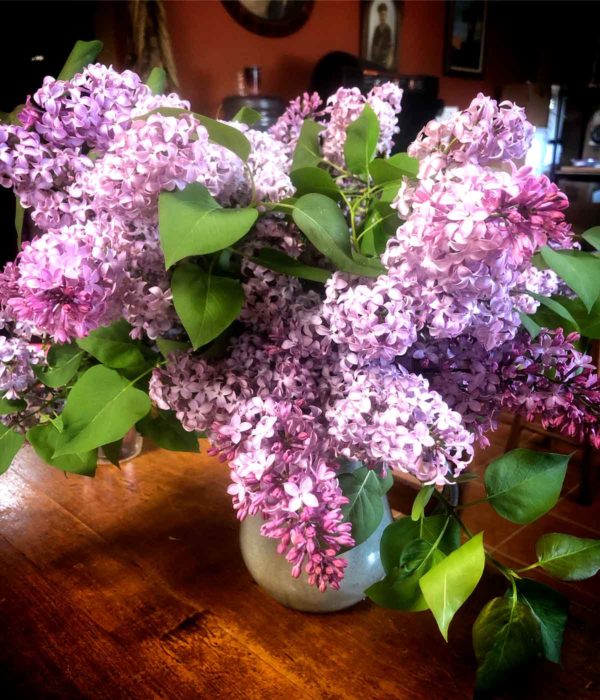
[0,437,598,699]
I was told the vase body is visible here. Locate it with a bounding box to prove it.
[239,498,393,613]
[97,428,143,464]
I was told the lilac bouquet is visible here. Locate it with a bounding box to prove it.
[1,41,600,692]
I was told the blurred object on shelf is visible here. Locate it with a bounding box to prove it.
[311,51,443,152]
[243,65,262,95]
[221,95,285,131]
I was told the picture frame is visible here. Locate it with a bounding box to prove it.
[360,0,403,71]
[444,0,487,78]
[221,1,314,38]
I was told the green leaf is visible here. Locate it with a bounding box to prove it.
[519,312,541,338]
[359,204,398,256]
[367,542,445,611]
[291,119,324,171]
[171,263,244,350]
[100,438,122,468]
[540,246,600,313]
[14,198,24,250]
[473,595,542,692]
[137,409,199,452]
[380,514,460,575]
[419,532,485,640]
[484,449,569,524]
[530,302,580,336]
[292,193,385,277]
[159,182,257,268]
[76,320,147,372]
[232,106,261,126]
[52,365,151,457]
[582,225,600,251]
[515,579,568,663]
[290,166,340,200]
[550,295,600,340]
[146,66,166,95]
[525,291,579,327]
[338,467,384,547]
[0,424,24,475]
[535,533,600,581]
[27,423,97,476]
[377,468,394,495]
[0,397,26,415]
[57,40,104,81]
[197,115,251,162]
[344,104,380,176]
[411,485,435,521]
[370,152,419,184]
[155,338,192,359]
[251,248,331,283]
[34,343,84,388]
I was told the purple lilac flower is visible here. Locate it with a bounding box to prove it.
[326,363,474,484]
[7,228,124,343]
[500,329,600,448]
[409,93,535,177]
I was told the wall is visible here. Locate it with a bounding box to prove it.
[164,0,360,116]
[163,0,589,116]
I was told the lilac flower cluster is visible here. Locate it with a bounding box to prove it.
[408,93,535,177]
[501,329,600,448]
[2,64,597,594]
[326,363,474,484]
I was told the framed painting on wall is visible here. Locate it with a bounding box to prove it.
[444,0,487,77]
[361,1,403,71]
[221,1,314,38]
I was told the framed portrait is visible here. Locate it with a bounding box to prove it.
[222,1,314,38]
[361,1,403,71]
[444,0,487,77]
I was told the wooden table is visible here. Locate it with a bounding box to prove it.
[0,440,598,699]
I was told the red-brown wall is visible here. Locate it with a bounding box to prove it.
[164,0,498,117]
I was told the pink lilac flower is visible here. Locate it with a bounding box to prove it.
[326,363,474,484]
[269,92,322,150]
[0,336,43,400]
[7,228,124,343]
[500,329,600,448]
[409,93,535,177]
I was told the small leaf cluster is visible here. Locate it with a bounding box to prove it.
[368,448,600,693]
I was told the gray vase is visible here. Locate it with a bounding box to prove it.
[239,498,393,613]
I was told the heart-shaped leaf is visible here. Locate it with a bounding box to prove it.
[582,225,600,251]
[338,467,384,546]
[57,40,104,81]
[34,343,83,388]
[77,320,148,373]
[27,422,97,476]
[252,248,331,283]
[344,104,380,175]
[291,119,324,171]
[473,595,542,692]
[52,365,151,457]
[0,424,24,475]
[292,193,385,277]
[197,115,251,162]
[290,166,340,200]
[146,66,166,95]
[159,182,258,267]
[484,449,569,524]
[171,264,244,350]
[137,409,199,452]
[411,485,435,521]
[419,532,485,640]
[515,579,568,663]
[540,246,600,313]
[232,106,261,126]
[535,533,600,581]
